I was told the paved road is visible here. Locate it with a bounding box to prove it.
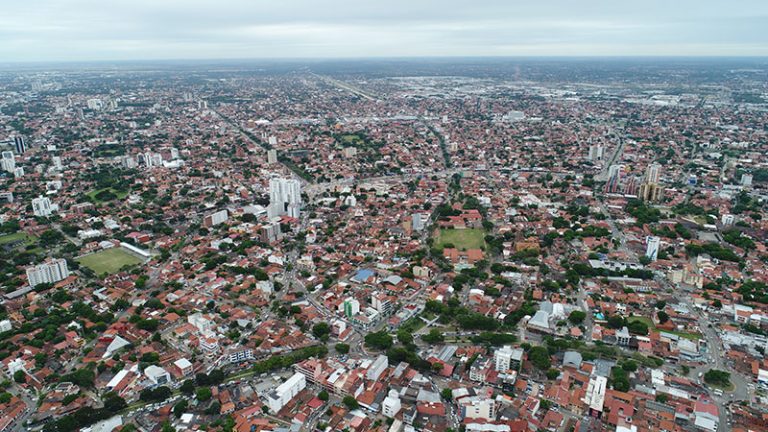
[677,297,751,432]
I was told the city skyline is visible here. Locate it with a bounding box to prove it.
[1,0,768,62]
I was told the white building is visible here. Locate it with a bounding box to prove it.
[0,320,11,333]
[382,389,401,418]
[493,345,522,372]
[227,348,254,364]
[267,149,278,164]
[32,195,56,217]
[204,209,229,227]
[588,144,604,161]
[87,98,103,110]
[741,173,753,187]
[645,236,660,261]
[582,376,607,417]
[341,298,361,318]
[144,365,171,386]
[26,259,69,287]
[366,355,388,381]
[459,397,496,421]
[268,177,302,219]
[411,213,426,231]
[646,163,661,184]
[174,358,193,377]
[266,373,306,413]
[8,358,26,375]
[1,151,15,173]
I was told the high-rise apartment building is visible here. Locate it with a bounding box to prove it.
[32,195,55,217]
[1,151,15,173]
[14,136,26,154]
[588,144,604,161]
[645,236,660,261]
[268,177,302,218]
[26,259,70,287]
[646,163,661,184]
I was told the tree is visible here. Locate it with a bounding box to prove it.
[13,370,25,384]
[140,386,172,402]
[318,390,329,401]
[173,400,188,418]
[312,322,331,339]
[528,346,551,370]
[655,393,668,403]
[180,379,195,395]
[103,393,127,412]
[621,360,638,372]
[611,367,630,392]
[364,331,393,350]
[342,395,359,410]
[335,343,350,354]
[627,320,649,335]
[704,369,731,387]
[546,369,560,380]
[568,310,586,325]
[422,329,444,344]
[657,311,670,324]
[396,329,413,346]
[205,402,221,415]
[196,387,212,402]
[607,315,625,329]
[441,388,453,400]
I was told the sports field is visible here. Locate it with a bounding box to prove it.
[78,247,144,275]
[0,232,36,246]
[435,228,485,251]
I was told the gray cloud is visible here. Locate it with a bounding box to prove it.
[1,0,767,62]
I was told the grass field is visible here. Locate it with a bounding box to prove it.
[436,228,486,251]
[87,188,129,203]
[0,232,36,245]
[78,247,144,275]
[337,133,367,147]
[628,316,701,340]
[0,232,37,250]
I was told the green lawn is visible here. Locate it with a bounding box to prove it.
[627,316,654,328]
[78,247,144,275]
[87,188,129,203]
[0,232,37,249]
[628,316,701,340]
[436,228,486,251]
[337,133,367,147]
[0,232,35,244]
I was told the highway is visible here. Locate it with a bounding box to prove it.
[309,73,378,101]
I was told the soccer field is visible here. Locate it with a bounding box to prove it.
[435,228,486,251]
[78,247,144,275]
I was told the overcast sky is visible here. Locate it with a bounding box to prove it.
[2,0,767,62]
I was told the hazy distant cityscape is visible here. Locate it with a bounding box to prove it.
[1,25,768,432]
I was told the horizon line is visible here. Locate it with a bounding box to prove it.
[2,54,768,67]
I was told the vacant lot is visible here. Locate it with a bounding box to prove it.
[436,228,485,251]
[78,247,144,275]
